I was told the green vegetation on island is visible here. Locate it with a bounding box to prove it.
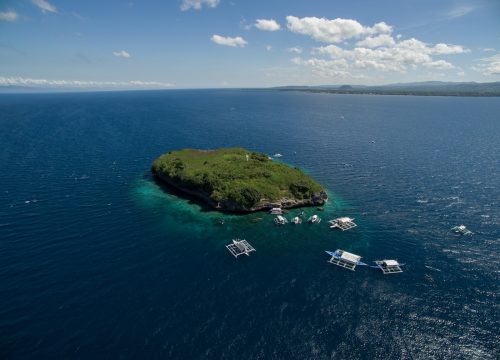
[152,148,327,212]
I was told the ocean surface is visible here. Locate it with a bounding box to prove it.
[0,90,498,359]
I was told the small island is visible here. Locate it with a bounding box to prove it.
[151,147,327,212]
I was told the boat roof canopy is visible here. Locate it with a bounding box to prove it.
[383,260,399,266]
[235,241,247,251]
[340,251,361,263]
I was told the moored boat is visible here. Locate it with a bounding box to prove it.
[274,215,288,225]
[307,214,321,224]
[451,225,472,235]
[329,217,357,231]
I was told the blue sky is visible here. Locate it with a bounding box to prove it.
[1,0,499,89]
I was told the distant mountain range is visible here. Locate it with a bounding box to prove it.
[273,81,500,97]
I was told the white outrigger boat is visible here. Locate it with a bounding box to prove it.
[273,153,283,158]
[291,216,302,224]
[226,239,256,258]
[307,214,321,224]
[326,249,367,271]
[329,217,357,231]
[451,225,472,235]
[269,207,283,215]
[274,215,288,225]
[371,260,404,274]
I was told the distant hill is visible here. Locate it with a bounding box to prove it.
[273,81,500,97]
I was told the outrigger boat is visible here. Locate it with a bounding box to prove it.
[329,217,357,231]
[307,214,321,224]
[226,239,256,258]
[291,216,302,224]
[451,225,472,235]
[371,260,404,274]
[326,249,367,271]
[274,215,288,225]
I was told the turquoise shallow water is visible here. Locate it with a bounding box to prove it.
[0,90,499,359]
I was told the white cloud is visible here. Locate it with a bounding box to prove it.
[113,50,131,58]
[356,34,395,48]
[291,57,351,78]
[472,53,500,76]
[180,0,219,11]
[211,34,247,47]
[283,15,471,82]
[371,22,392,34]
[445,5,475,19]
[293,36,465,79]
[286,16,392,43]
[0,76,174,88]
[423,60,455,70]
[0,10,18,22]
[128,80,173,87]
[482,48,495,52]
[266,45,272,51]
[255,19,280,31]
[287,47,302,54]
[430,43,469,55]
[32,0,57,13]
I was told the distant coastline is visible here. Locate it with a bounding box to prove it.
[272,81,500,97]
[2,81,500,96]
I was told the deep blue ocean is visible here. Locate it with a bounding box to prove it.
[0,90,499,359]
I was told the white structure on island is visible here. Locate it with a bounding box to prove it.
[373,260,404,274]
[329,217,357,231]
[291,216,302,224]
[226,239,256,258]
[451,225,472,235]
[326,249,367,271]
[307,214,321,224]
[275,215,288,225]
[269,207,283,215]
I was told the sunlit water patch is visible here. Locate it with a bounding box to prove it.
[0,90,498,359]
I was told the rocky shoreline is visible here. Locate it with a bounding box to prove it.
[153,171,328,213]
